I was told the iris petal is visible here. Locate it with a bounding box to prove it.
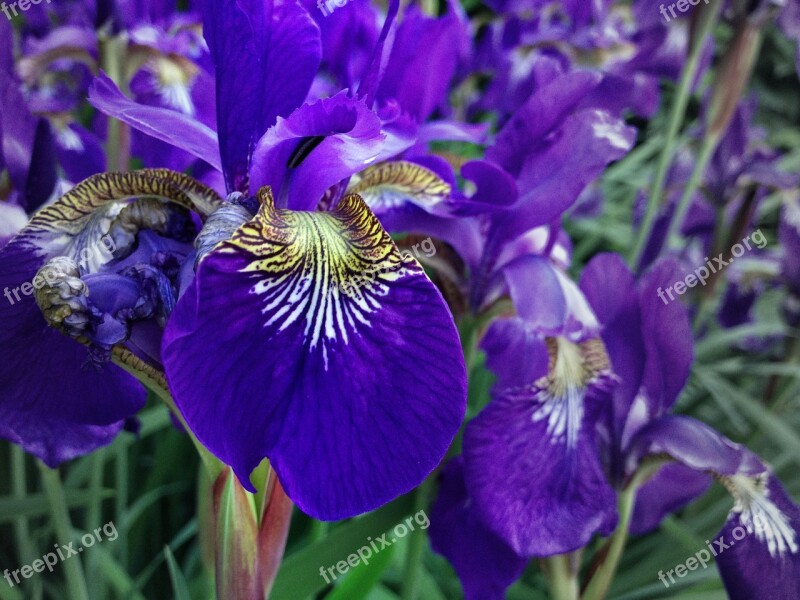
[163,189,466,519]
[465,329,618,556]
[0,170,222,465]
[429,459,527,600]
[348,160,451,214]
[0,230,144,466]
[202,0,321,191]
[717,475,800,599]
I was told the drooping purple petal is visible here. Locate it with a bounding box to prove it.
[163,191,466,519]
[465,326,617,556]
[497,109,636,239]
[348,160,451,215]
[630,463,712,535]
[626,415,765,479]
[429,459,527,600]
[716,475,800,600]
[486,71,602,179]
[89,72,222,171]
[201,0,321,191]
[0,236,145,466]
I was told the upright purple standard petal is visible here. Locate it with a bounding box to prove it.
[429,459,527,600]
[249,93,385,211]
[163,189,466,519]
[636,259,694,416]
[377,3,467,121]
[202,0,321,191]
[89,72,222,172]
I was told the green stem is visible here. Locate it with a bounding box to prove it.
[38,464,90,600]
[630,2,722,268]
[11,448,42,600]
[86,453,106,599]
[400,478,434,600]
[662,132,719,252]
[115,443,129,565]
[459,314,479,377]
[99,33,130,171]
[309,519,329,543]
[582,465,655,600]
[546,554,579,600]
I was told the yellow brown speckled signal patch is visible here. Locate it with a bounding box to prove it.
[217,187,421,367]
[348,160,451,212]
[26,170,221,236]
[19,170,222,271]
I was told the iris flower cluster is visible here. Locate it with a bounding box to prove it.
[1,0,799,598]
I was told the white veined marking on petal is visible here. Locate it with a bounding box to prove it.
[57,127,84,152]
[250,212,414,371]
[591,116,631,152]
[731,474,799,558]
[531,384,584,449]
[530,338,600,449]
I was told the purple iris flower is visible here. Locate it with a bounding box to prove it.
[431,252,800,597]
[363,67,635,321]
[471,0,691,122]
[586,254,800,596]
[88,0,471,520]
[429,270,616,599]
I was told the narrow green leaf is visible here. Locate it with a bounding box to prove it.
[90,546,147,600]
[696,369,800,465]
[164,547,193,600]
[271,494,414,600]
[0,490,115,523]
[325,542,395,600]
[696,323,788,360]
